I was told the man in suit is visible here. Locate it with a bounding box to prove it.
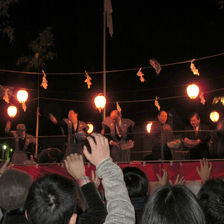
[150,110,174,160]
[49,109,88,158]
[101,110,135,162]
[183,112,211,159]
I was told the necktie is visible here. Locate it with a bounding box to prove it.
[195,128,198,138]
[117,124,123,136]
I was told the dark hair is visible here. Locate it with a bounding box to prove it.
[48,148,63,163]
[25,173,78,224]
[198,178,224,224]
[123,166,149,197]
[141,185,206,224]
[68,109,78,115]
[189,112,200,120]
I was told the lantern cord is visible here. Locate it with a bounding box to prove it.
[24,86,224,104]
[0,52,224,75]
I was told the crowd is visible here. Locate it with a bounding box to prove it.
[0,132,223,224]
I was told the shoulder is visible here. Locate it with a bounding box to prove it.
[102,117,113,127]
[122,118,135,127]
[26,134,36,143]
[79,121,87,128]
[200,124,210,129]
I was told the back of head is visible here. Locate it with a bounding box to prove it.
[198,178,224,224]
[25,173,77,224]
[141,185,206,224]
[123,166,149,197]
[0,169,33,211]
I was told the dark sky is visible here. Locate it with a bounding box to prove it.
[1,0,224,135]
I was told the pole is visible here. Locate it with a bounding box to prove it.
[161,130,164,167]
[103,0,106,121]
[35,73,40,158]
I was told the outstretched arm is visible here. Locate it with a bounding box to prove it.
[49,113,58,124]
[83,133,135,224]
[65,153,107,224]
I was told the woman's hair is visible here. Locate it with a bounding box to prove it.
[141,185,206,224]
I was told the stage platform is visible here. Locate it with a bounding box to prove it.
[12,159,224,182]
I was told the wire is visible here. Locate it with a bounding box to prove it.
[0,52,224,75]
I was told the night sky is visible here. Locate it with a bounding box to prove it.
[0,0,224,136]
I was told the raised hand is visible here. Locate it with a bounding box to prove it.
[64,153,86,179]
[196,158,212,183]
[83,133,110,166]
[169,174,185,185]
[156,168,168,186]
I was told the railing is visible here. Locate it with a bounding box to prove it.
[0,128,221,163]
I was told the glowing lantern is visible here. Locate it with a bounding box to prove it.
[187,84,199,99]
[210,111,219,122]
[146,122,153,133]
[94,94,106,112]
[17,90,28,103]
[87,123,94,134]
[7,106,17,118]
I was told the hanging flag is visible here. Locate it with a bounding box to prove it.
[105,0,113,37]
[212,97,220,105]
[155,96,161,111]
[136,68,146,82]
[84,71,92,89]
[40,70,48,89]
[149,59,162,75]
[190,59,200,76]
[116,102,122,113]
[220,96,224,106]
[3,89,9,103]
[199,93,206,105]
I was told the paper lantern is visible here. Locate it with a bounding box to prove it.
[94,94,106,113]
[87,123,94,134]
[210,111,219,122]
[7,106,17,118]
[17,90,28,103]
[146,122,153,133]
[187,84,199,99]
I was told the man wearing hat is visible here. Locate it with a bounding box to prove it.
[5,121,35,164]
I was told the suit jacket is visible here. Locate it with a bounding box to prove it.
[183,123,211,159]
[102,117,135,143]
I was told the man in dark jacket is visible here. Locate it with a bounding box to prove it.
[183,112,211,159]
[49,109,88,158]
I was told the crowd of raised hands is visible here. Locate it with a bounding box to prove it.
[0,133,223,224]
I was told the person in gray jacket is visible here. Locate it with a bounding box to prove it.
[82,133,135,224]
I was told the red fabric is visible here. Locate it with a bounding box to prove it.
[12,160,224,182]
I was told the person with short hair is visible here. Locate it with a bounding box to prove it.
[101,110,135,162]
[123,166,149,223]
[25,174,78,224]
[141,184,206,224]
[49,109,88,157]
[150,110,174,160]
[183,112,211,159]
[0,165,33,224]
[26,153,107,224]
